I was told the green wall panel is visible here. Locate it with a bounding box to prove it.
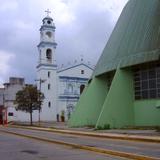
[68,76,108,127]
[134,100,160,126]
[96,69,134,128]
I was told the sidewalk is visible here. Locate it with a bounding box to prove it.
[12,121,160,135]
[10,121,160,143]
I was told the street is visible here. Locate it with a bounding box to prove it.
[0,130,126,160]
[0,126,160,159]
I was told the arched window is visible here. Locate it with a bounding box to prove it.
[46,31,52,38]
[68,84,73,94]
[48,71,50,78]
[80,84,85,94]
[48,101,51,108]
[48,84,51,90]
[81,70,84,74]
[46,49,52,62]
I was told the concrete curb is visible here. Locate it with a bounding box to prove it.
[8,125,160,143]
[1,129,159,160]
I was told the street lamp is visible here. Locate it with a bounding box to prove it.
[35,78,46,125]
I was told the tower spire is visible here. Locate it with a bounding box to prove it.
[45,9,51,17]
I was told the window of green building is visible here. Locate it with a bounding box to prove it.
[134,63,160,100]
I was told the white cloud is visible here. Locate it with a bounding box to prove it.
[0,0,18,12]
[0,50,15,77]
[27,0,75,25]
[15,20,33,30]
[94,0,128,22]
[0,0,128,85]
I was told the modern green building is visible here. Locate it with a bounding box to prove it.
[68,0,160,128]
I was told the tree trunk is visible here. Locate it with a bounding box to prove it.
[30,108,33,126]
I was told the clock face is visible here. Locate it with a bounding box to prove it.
[46,31,52,38]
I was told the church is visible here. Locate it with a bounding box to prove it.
[0,12,93,123]
[36,11,93,122]
[69,0,160,128]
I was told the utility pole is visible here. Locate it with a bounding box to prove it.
[2,94,5,125]
[35,78,46,125]
[2,94,6,125]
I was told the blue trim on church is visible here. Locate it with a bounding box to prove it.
[57,63,94,73]
[59,96,79,100]
[59,76,89,81]
[37,63,57,68]
[37,42,57,49]
[40,25,55,31]
[59,99,78,102]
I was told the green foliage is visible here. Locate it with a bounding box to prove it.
[61,110,65,117]
[15,85,44,112]
[156,126,160,132]
[103,124,110,129]
[14,85,44,125]
[96,124,110,130]
[96,125,103,130]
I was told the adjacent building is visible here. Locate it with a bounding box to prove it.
[69,0,160,128]
[0,77,33,122]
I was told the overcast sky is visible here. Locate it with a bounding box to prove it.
[0,0,128,86]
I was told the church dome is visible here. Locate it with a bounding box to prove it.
[93,0,160,77]
[42,16,54,26]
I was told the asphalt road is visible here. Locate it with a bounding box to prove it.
[0,130,126,160]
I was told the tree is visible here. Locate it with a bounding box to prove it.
[14,85,44,125]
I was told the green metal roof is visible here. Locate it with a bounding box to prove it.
[93,0,160,77]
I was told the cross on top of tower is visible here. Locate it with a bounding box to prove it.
[45,9,51,17]
[80,54,84,61]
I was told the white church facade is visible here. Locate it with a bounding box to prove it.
[36,13,93,121]
[57,63,93,121]
[0,13,93,122]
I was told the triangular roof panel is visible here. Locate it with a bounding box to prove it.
[93,0,160,77]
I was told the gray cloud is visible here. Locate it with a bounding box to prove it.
[0,0,128,85]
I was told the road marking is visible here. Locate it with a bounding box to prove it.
[0,129,159,160]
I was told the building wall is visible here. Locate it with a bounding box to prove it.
[4,84,24,122]
[7,105,39,122]
[95,69,134,128]
[37,66,57,121]
[1,78,36,122]
[134,100,160,126]
[58,64,92,78]
[57,64,93,121]
[57,100,77,120]
[68,75,109,127]
[69,67,160,128]
[0,88,4,105]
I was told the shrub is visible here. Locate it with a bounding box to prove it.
[96,124,110,130]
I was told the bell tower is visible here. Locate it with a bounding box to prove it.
[36,10,57,121]
[38,9,57,65]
